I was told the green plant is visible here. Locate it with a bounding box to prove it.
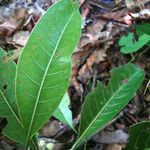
[119,23,150,54]
[0,0,145,149]
[0,0,81,149]
[124,121,150,150]
[71,63,144,149]
[117,23,150,150]
[53,92,75,132]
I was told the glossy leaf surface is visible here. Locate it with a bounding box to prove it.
[53,93,75,131]
[124,121,150,150]
[0,48,26,144]
[72,63,144,149]
[16,0,81,145]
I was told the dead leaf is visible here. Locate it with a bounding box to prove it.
[0,21,16,36]
[40,120,61,138]
[78,49,106,84]
[125,0,150,9]
[104,144,125,150]
[0,8,28,36]
[92,130,129,144]
[12,31,29,46]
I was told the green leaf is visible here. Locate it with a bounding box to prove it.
[119,33,150,54]
[124,121,150,150]
[0,48,26,144]
[136,23,150,47]
[16,0,81,146]
[0,48,39,148]
[53,93,75,131]
[136,23,150,36]
[72,63,144,149]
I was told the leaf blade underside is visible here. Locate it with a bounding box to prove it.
[16,0,81,145]
[0,48,26,144]
[72,63,144,149]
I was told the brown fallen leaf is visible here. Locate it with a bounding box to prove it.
[12,31,29,46]
[78,49,106,84]
[40,120,61,138]
[79,0,86,7]
[92,130,129,144]
[0,21,16,36]
[0,8,28,36]
[104,144,125,150]
[125,0,150,10]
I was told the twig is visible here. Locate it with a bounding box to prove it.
[143,80,150,95]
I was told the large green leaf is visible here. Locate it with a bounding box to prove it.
[0,48,26,144]
[53,93,75,131]
[124,121,150,150]
[72,63,144,149]
[16,0,81,146]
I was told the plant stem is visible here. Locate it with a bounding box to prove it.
[130,54,135,62]
[31,139,39,150]
[84,141,87,150]
[24,138,39,150]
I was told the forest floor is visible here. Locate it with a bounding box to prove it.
[0,0,150,150]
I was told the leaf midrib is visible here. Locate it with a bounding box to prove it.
[72,70,140,149]
[25,7,75,144]
[74,84,124,148]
